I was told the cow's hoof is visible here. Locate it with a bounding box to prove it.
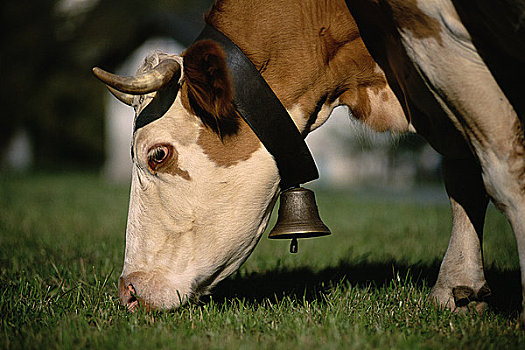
[430,283,491,314]
[429,286,455,310]
[454,300,488,315]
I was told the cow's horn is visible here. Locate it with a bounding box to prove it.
[92,59,181,94]
[107,86,134,106]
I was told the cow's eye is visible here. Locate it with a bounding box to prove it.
[147,145,170,171]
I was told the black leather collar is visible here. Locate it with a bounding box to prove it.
[195,25,319,190]
[134,24,319,190]
[133,79,179,132]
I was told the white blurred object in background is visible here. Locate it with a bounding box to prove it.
[103,38,184,183]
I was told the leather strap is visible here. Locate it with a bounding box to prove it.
[134,79,178,131]
[195,24,319,190]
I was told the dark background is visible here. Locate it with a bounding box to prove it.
[0,0,213,170]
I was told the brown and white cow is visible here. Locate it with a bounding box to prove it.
[93,0,525,323]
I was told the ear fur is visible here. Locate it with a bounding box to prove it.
[183,40,239,137]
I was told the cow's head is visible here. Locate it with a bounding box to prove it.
[94,40,280,310]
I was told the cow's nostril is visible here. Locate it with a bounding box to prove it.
[126,283,139,312]
[118,275,156,312]
[122,283,139,312]
[119,277,140,312]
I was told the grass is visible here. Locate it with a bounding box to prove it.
[0,172,523,349]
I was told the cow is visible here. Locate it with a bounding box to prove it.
[93,0,525,324]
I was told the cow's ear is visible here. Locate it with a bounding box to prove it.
[183,40,239,136]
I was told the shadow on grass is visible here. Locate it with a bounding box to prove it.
[207,259,522,317]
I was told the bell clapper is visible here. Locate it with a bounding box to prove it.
[290,238,298,253]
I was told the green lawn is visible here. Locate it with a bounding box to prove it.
[1,173,523,349]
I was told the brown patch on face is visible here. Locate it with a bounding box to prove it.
[147,143,191,180]
[197,118,261,167]
[389,0,443,45]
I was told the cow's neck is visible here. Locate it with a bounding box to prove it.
[205,0,364,135]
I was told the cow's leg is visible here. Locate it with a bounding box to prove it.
[430,157,490,312]
[384,1,525,323]
[475,121,525,325]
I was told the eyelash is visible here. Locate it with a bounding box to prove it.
[147,145,170,172]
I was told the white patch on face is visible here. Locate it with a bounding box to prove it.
[121,92,280,309]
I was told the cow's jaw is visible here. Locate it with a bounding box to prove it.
[118,96,280,310]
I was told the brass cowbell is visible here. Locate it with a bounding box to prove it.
[268,187,331,253]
